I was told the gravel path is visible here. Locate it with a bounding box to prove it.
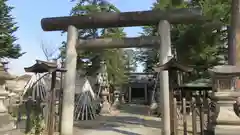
[73,104,162,135]
[5,103,198,135]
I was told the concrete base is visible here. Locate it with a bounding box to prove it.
[213,92,240,135]
[215,125,240,135]
[121,94,126,104]
[0,113,15,133]
[100,101,111,114]
[112,99,120,110]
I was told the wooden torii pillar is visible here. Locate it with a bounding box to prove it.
[40,8,205,135]
[153,58,193,135]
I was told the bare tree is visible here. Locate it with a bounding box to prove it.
[40,40,59,61]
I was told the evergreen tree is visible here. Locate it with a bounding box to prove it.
[59,0,130,85]
[123,49,137,72]
[138,0,229,80]
[0,0,24,59]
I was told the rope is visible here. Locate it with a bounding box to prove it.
[22,73,50,101]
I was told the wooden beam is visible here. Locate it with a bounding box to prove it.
[48,71,56,135]
[77,36,160,49]
[41,8,205,31]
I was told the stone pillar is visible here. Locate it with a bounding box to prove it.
[121,85,127,104]
[100,87,111,114]
[128,86,132,103]
[149,90,158,114]
[144,84,148,104]
[112,88,121,110]
[121,93,126,104]
[158,20,172,135]
[61,25,78,135]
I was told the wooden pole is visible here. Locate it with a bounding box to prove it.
[229,0,240,65]
[169,71,175,135]
[229,0,239,65]
[48,71,57,135]
[58,61,64,132]
[229,0,240,90]
[61,25,78,135]
[77,36,160,49]
[158,20,172,135]
[41,8,204,31]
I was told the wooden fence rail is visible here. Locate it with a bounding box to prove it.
[7,90,216,135]
[172,90,213,135]
[7,96,56,135]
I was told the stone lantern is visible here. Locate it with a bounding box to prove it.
[121,88,126,104]
[6,79,25,96]
[112,86,121,110]
[5,79,25,114]
[98,60,111,114]
[0,62,15,130]
[208,65,240,135]
[100,86,111,114]
[1,60,9,72]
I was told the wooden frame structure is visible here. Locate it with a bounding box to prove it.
[154,57,193,134]
[24,60,66,135]
[41,8,205,135]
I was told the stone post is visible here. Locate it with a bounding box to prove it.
[209,65,240,135]
[144,84,148,104]
[112,86,121,110]
[121,89,126,104]
[100,87,111,114]
[128,86,132,103]
[61,25,78,135]
[158,20,172,135]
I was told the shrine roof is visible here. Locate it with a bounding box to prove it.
[208,65,240,76]
[177,78,212,90]
[24,60,66,73]
[153,58,193,72]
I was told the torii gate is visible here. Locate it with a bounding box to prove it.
[41,8,205,135]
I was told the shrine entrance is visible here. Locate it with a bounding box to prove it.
[127,82,148,104]
[41,7,205,135]
[131,87,145,104]
[131,88,145,99]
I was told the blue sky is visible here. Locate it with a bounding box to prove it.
[7,0,154,75]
